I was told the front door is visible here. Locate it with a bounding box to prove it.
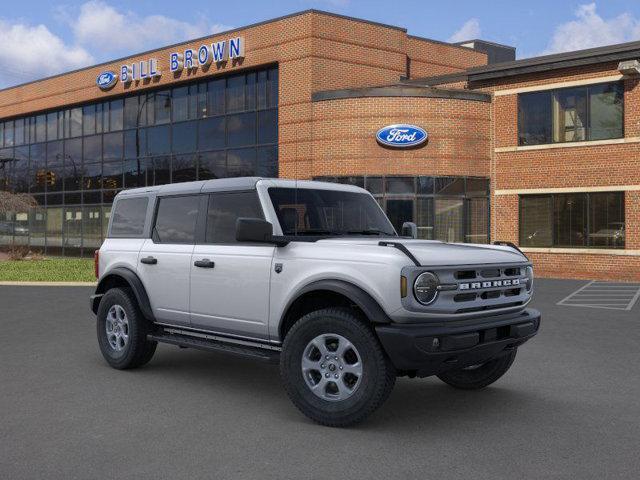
[189,191,274,340]
[137,194,200,325]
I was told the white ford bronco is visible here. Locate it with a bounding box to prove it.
[91,178,540,426]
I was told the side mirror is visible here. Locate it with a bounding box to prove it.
[401,222,418,239]
[236,218,275,243]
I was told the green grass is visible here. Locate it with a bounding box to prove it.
[0,258,95,282]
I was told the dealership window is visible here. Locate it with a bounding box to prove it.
[314,176,490,244]
[519,192,625,248]
[0,65,278,256]
[518,82,623,145]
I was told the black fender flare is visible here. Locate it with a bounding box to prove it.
[92,267,155,321]
[281,279,392,327]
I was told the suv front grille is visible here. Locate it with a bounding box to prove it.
[404,263,531,316]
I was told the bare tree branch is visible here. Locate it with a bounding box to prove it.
[0,192,37,215]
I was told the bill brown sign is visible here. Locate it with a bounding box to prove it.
[97,36,245,89]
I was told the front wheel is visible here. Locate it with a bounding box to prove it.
[437,349,517,390]
[280,308,396,427]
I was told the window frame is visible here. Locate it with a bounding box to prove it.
[518,192,625,249]
[151,193,202,245]
[107,196,149,239]
[517,81,625,146]
[200,190,265,245]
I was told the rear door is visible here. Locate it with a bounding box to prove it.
[189,191,274,340]
[137,194,201,325]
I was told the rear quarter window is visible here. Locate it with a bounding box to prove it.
[109,197,149,237]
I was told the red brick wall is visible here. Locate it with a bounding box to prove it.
[406,37,487,79]
[286,95,491,180]
[482,64,640,281]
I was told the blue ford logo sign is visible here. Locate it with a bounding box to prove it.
[376,124,428,148]
[96,71,118,90]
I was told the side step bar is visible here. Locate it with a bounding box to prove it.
[148,328,280,364]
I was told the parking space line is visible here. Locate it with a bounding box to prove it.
[557,280,640,311]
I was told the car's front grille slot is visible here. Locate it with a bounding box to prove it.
[455,301,524,314]
[455,270,476,280]
[480,269,500,278]
[504,267,521,277]
[480,290,501,300]
[454,293,477,302]
[504,288,522,297]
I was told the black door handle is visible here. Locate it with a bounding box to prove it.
[140,256,157,265]
[194,259,215,268]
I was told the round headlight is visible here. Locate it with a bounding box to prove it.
[525,266,534,292]
[414,272,439,305]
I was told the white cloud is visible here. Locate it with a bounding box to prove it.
[0,20,93,88]
[71,1,232,55]
[448,18,481,43]
[542,3,640,54]
[0,1,234,88]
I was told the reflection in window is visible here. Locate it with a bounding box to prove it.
[520,192,624,248]
[435,198,464,243]
[227,112,256,147]
[172,154,197,183]
[172,121,197,153]
[147,125,171,155]
[154,195,199,244]
[466,197,488,244]
[198,151,226,180]
[206,191,263,243]
[519,82,623,145]
[227,148,256,177]
[0,66,278,256]
[199,117,225,150]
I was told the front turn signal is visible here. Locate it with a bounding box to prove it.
[400,276,407,298]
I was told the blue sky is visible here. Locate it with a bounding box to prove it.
[2,1,640,88]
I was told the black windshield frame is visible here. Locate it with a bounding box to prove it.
[268,187,397,237]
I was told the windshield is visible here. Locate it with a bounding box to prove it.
[268,187,397,237]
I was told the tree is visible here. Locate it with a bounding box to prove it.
[0,191,37,215]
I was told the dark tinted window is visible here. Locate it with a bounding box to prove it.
[205,192,264,243]
[268,188,395,236]
[518,82,623,145]
[520,193,624,248]
[153,195,199,244]
[110,197,148,237]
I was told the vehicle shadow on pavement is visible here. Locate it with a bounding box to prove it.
[108,344,547,431]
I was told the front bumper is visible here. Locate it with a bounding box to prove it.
[375,308,541,377]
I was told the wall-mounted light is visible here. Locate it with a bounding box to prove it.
[618,60,640,75]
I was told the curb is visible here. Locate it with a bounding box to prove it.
[0,281,97,287]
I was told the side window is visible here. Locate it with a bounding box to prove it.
[205,192,264,243]
[153,195,200,244]
[109,197,148,237]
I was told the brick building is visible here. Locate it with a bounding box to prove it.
[0,10,637,280]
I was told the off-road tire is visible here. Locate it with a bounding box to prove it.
[97,287,157,370]
[437,349,517,390]
[280,308,396,427]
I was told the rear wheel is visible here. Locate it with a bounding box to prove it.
[280,308,395,427]
[97,288,157,370]
[437,349,517,390]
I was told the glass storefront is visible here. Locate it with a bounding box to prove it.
[315,176,490,243]
[0,66,278,255]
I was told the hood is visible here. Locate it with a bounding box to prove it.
[317,238,528,266]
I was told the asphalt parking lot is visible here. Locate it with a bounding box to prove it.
[1,279,639,480]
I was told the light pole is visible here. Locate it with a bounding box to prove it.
[135,92,171,187]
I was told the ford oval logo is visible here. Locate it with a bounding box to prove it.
[376,124,428,148]
[96,71,118,90]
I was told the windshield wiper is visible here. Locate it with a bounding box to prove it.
[346,229,394,236]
